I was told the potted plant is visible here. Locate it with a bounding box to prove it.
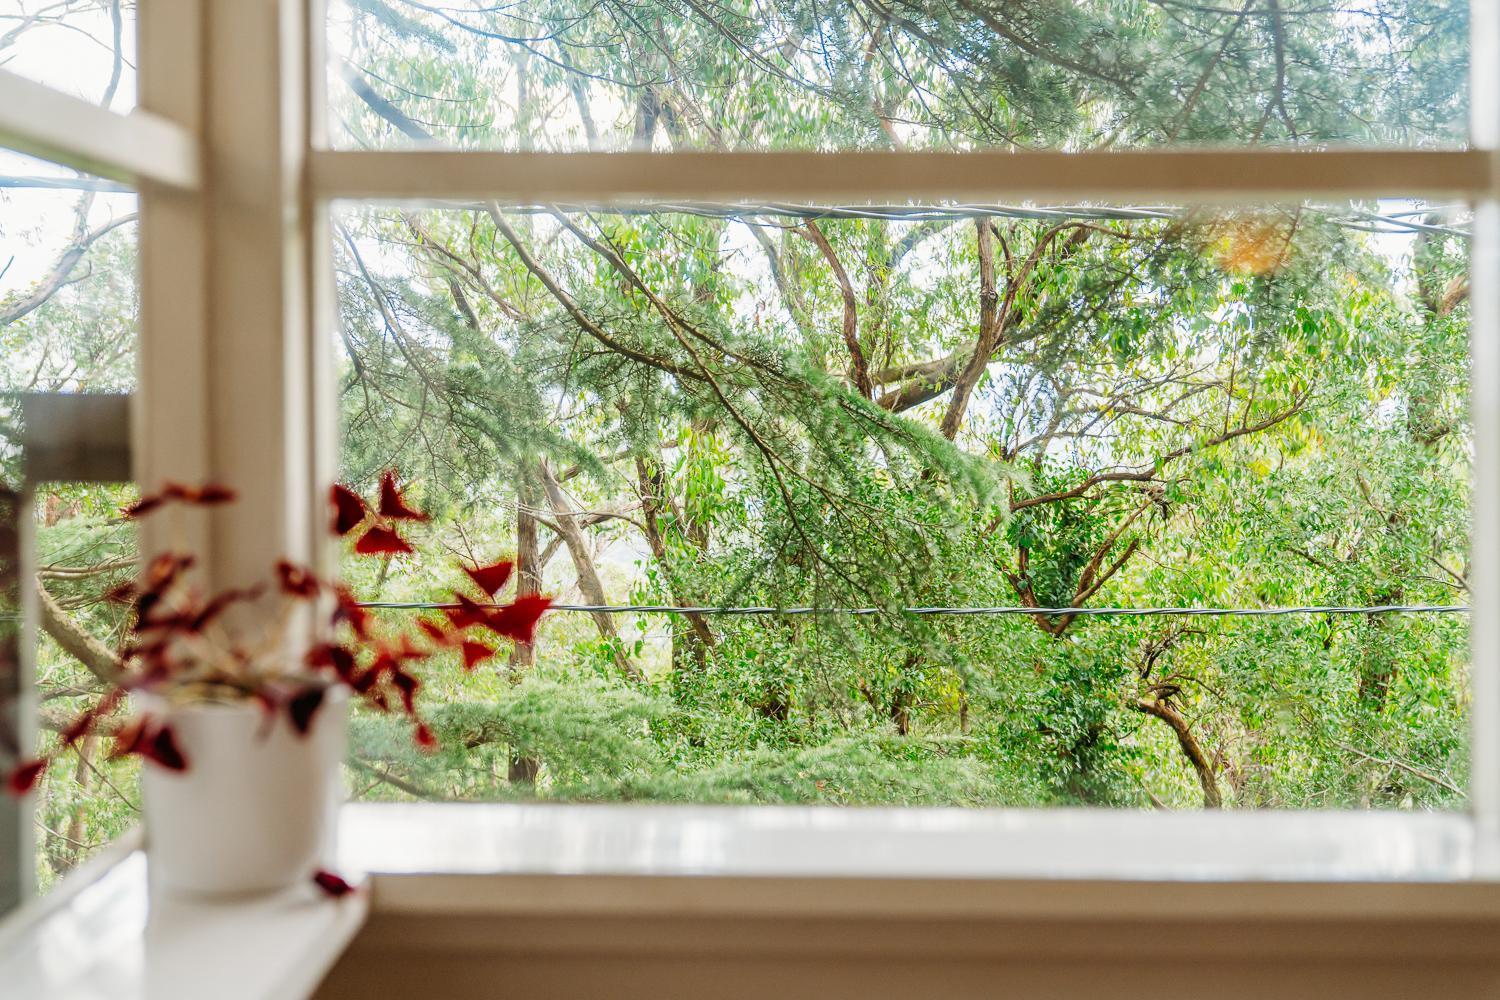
[5,473,550,898]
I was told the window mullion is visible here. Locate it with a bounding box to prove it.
[309,148,1490,205]
[135,0,326,595]
[0,486,32,913]
[1467,0,1500,872]
[0,68,197,189]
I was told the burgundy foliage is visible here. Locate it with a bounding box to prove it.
[312,869,356,898]
[329,484,368,536]
[462,559,514,597]
[275,560,320,597]
[460,639,496,671]
[442,592,490,629]
[6,759,46,795]
[353,525,414,557]
[417,618,451,644]
[485,594,554,645]
[124,482,238,519]
[111,718,189,772]
[6,470,552,800]
[378,470,429,522]
[287,686,327,735]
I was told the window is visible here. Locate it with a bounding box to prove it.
[0,0,1497,914]
[0,0,136,111]
[322,1,1481,812]
[1,149,142,890]
[332,198,1472,808]
[3,0,142,902]
[327,0,1468,150]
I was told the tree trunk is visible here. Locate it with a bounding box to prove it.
[939,219,1001,440]
[507,469,543,786]
[55,734,99,875]
[634,456,715,684]
[1133,698,1222,808]
[537,461,643,682]
[509,472,542,677]
[36,578,120,684]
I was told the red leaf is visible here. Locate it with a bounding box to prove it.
[312,869,356,898]
[132,553,195,628]
[485,595,554,644]
[61,690,123,748]
[442,592,490,629]
[187,585,264,632]
[140,552,195,590]
[391,669,420,714]
[329,483,369,536]
[121,638,171,675]
[389,634,426,661]
[178,483,237,506]
[125,482,236,518]
[120,722,188,772]
[137,584,260,636]
[253,688,278,718]
[287,686,326,736]
[123,495,166,519]
[460,639,496,671]
[354,525,413,557]
[275,560,320,598]
[332,586,373,639]
[107,718,148,761]
[131,554,193,626]
[462,559,514,597]
[378,470,429,522]
[417,618,450,644]
[6,759,46,795]
[147,725,188,771]
[413,722,438,751]
[104,580,138,604]
[307,643,358,684]
[61,708,98,747]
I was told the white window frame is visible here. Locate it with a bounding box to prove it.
[0,0,1497,902]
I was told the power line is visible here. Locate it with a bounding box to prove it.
[355,601,1469,618]
[2,175,1466,235]
[448,200,1471,237]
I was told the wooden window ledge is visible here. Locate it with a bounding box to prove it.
[9,803,1500,999]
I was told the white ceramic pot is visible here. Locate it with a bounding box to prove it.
[139,687,349,898]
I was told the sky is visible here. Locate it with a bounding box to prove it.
[0,2,137,297]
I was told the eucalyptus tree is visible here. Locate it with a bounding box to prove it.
[1,0,1475,820]
[325,0,1471,807]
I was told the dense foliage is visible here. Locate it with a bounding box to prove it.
[0,0,1475,886]
[323,0,1471,813]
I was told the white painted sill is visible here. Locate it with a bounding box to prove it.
[3,802,1499,999]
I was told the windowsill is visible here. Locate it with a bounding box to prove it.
[0,831,368,1000]
[5,802,1500,999]
[341,802,1499,924]
[341,801,1480,883]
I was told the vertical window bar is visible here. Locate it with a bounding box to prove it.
[0,395,133,913]
[1468,0,1500,871]
[0,484,31,913]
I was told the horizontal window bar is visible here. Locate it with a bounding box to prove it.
[311,149,1496,203]
[18,393,132,484]
[0,70,198,190]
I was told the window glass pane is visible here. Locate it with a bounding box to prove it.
[327,0,1468,151]
[330,197,1470,810]
[0,0,136,111]
[1,153,138,901]
[0,152,138,401]
[27,482,138,892]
